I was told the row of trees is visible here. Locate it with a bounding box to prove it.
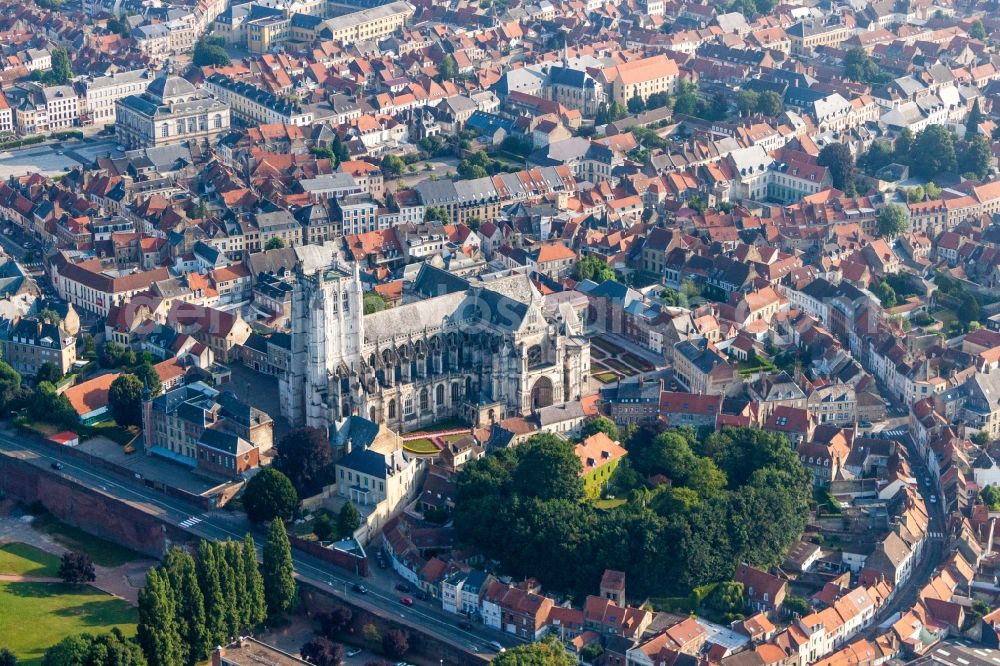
[859,124,993,181]
[135,522,294,666]
[454,426,811,598]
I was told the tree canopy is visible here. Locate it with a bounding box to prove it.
[193,35,230,67]
[243,467,298,523]
[454,427,810,598]
[574,255,616,283]
[108,373,144,427]
[876,203,909,238]
[817,142,855,194]
[273,426,334,497]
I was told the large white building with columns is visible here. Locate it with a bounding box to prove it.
[281,262,590,433]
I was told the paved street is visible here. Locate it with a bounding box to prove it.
[0,430,516,662]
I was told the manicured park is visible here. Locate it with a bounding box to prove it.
[0,542,60,577]
[0,581,137,665]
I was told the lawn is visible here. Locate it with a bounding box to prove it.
[593,372,619,384]
[623,352,655,372]
[591,498,626,510]
[0,581,137,665]
[403,438,441,454]
[31,512,142,568]
[83,421,138,446]
[604,359,638,376]
[0,543,61,577]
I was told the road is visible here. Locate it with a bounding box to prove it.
[864,431,946,634]
[0,429,516,662]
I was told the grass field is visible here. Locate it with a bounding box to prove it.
[0,543,61,577]
[593,371,619,384]
[31,513,141,568]
[403,438,441,454]
[0,581,137,665]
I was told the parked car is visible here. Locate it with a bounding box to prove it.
[352,583,368,594]
[399,596,413,606]
[930,495,937,503]
[489,641,505,653]
[416,590,429,600]
[458,621,473,630]
[395,582,411,592]
[50,462,63,470]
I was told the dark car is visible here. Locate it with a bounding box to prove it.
[395,582,411,592]
[458,621,473,631]
[352,583,368,594]
[399,596,413,606]
[50,462,63,470]
[416,590,429,600]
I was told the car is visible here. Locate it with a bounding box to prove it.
[55,150,63,155]
[50,462,63,470]
[489,641,505,653]
[395,582,411,592]
[458,621,473,630]
[352,583,368,594]
[416,590,429,600]
[930,495,937,503]
[345,647,362,657]
[859,421,872,428]
[399,596,413,606]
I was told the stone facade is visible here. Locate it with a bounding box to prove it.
[281,263,590,433]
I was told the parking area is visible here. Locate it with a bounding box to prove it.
[0,138,121,179]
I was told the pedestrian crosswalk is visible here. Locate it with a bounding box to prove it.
[928,531,945,539]
[179,516,203,528]
[876,428,907,439]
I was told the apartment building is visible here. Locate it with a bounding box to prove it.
[78,69,154,126]
[0,314,77,376]
[315,1,414,45]
[599,54,679,106]
[204,74,312,126]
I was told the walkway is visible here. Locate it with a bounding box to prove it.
[0,511,153,604]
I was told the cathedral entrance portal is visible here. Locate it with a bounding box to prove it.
[530,376,554,410]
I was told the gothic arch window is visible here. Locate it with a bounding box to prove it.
[452,382,461,403]
[369,406,376,422]
[436,384,445,405]
[530,376,554,410]
[388,399,397,419]
[420,388,429,411]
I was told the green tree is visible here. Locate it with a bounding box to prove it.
[43,49,73,85]
[243,467,298,523]
[0,649,16,666]
[735,90,758,117]
[970,18,987,40]
[574,255,615,282]
[876,203,909,238]
[843,47,880,83]
[162,547,208,666]
[959,293,982,328]
[274,426,334,497]
[982,485,1000,509]
[380,154,405,176]
[627,96,645,114]
[242,534,267,629]
[492,637,575,665]
[894,128,914,164]
[784,595,811,616]
[263,518,296,617]
[337,501,361,536]
[137,568,183,666]
[926,181,942,199]
[58,551,95,583]
[215,542,240,639]
[265,237,285,250]
[30,381,79,428]
[363,290,387,314]
[511,433,584,501]
[313,513,334,541]
[131,361,162,398]
[439,54,458,81]
[874,280,897,308]
[963,133,993,180]
[0,360,21,414]
[108,373,144,427]
[196,541,228,649]
[817,142,856,194]
[911,125,957,179]
[967,98,985,135]
[580,416,620,441]
[425,206,448,223]
[34,361,61,385]
[756,91,783,117]
[42,630,145,666]
[859,140,894,174]
[192,36,230,67]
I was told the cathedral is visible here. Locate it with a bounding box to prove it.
[280,260,590,433]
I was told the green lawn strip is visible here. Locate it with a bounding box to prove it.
[0,581,137,666]
[591,498,626,510]
[0,542,61,577]
[31,513,143,568]
[403,438,440,454]
[593,372,619,384]
[604,359,638,375]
